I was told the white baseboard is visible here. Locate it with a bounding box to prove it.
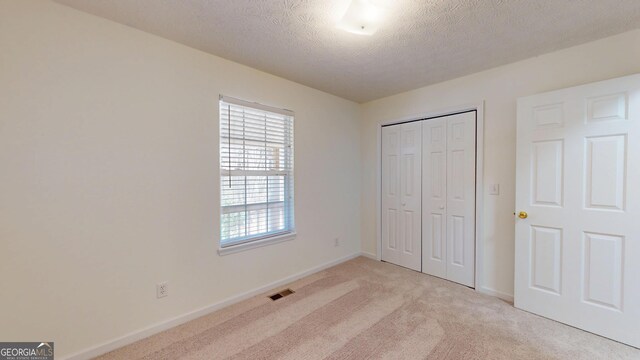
[478,286,514,303]
[359,255,512,304]
[62,252,363,360]
[359,251,378,260]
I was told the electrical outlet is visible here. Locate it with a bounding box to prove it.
[334,238,340,247]
[156,282,168,298]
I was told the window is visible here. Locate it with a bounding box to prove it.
[219,96,295,249]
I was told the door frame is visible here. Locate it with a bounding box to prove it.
[376,102,485,290]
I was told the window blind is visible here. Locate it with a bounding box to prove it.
[219,96,294,247]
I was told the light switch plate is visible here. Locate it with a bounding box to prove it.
[489,184,500,195]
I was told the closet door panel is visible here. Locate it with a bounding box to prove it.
[382,122,422,271]
[422,119,447,278]
[399,122,422,271]
[445,112,476,287]
[382,126,402,266]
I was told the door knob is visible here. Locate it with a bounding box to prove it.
[402,202,406,206]
[518,211,528,219]
[439,205,445,210]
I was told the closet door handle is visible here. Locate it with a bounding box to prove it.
[439,205,445,210]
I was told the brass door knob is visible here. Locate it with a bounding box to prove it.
[518,211,528,219]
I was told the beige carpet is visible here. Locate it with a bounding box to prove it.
[96,257,639,359]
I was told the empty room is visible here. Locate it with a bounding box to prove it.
[2,0,640,359]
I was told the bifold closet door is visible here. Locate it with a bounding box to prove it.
[381,122,422,271]
[422,112,476,287]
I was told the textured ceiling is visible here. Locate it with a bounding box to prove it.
[54,0,640,103]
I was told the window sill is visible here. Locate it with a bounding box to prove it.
[217,232,297,256]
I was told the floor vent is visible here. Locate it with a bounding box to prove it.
[269,288,295,301]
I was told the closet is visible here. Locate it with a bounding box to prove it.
[381,111,476,287]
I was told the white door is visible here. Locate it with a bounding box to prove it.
[422,112,476,287]
[382,121,422,271]
[515,74,640,348]
[422,118,447,279]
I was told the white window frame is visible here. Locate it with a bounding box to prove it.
[217,95,295,255]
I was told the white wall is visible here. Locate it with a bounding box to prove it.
[0,1,361,358]
[361,30,640,300]
[3,0,640,357]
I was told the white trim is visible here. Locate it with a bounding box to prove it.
[220,95,294,117]
[376,124,383,261]
[479,286,514,303]
[61,252,364,360]
[378,103,482,127]
[375,102,485,289]
[218,232,296,256]
[474,102,485,292]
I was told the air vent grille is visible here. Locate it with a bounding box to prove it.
[269,288,295,301]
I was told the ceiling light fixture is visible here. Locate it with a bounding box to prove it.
[336,0,384,36]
